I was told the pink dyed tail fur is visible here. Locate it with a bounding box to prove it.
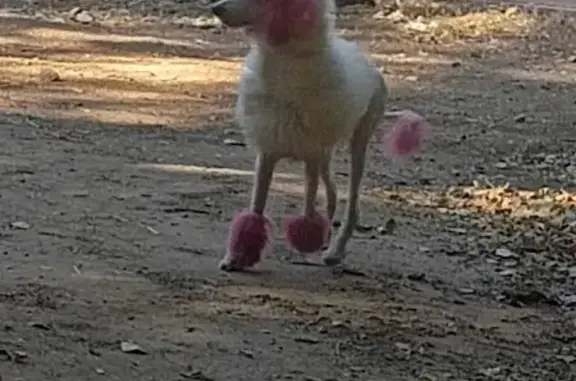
[383,110,428,157]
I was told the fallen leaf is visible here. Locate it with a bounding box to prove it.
[405,20,429,32]
[238,349,254,359]
[495,247,517,259]
[223,138,246,146]
[293,336,320,344]
[458,287,475,295]
[180,369,214,380]
[331,320,346,327]
[70,8,94,24]
[29,322,52,331]
[557,355,576,364]
[446,227,467,235]
[66,190,90,198]
[504,6,520,16]
[480,367,501,376]
[395,342,411,351]
[13,350,28,363]
[356,223,374,232]
[120,341,147,355]
[10,221,30,230]
[561,295,576,307]
[145,226,159,235]
[498,269,517,277]
[514,114,527,123]
[503,259,518,267]
[383,10,406,22]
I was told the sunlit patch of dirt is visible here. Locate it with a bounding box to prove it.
[0,15,246,128]
[0,16,247,59]
[1,1,571,129]
[0,55,239,127]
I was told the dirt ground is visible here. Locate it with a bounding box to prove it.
[1,0,576,380]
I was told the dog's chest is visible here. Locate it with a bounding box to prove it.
[236,43,378,157]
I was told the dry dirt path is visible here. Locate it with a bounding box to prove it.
[1,1,575,380]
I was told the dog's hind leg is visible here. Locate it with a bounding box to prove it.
[322,129,368,266]
[323,80,387,266]
[219,153,278,271]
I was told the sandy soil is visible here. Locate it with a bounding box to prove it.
[1,1,575,380]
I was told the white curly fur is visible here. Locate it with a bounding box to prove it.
[213,0,389,269]
[238,39,383,159]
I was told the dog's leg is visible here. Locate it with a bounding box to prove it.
[323,80,386,266]
[320,158,337,221]
[283,158,331,258]
[249,153,278,215]
[323,131,368,266]
[219,153,278,271]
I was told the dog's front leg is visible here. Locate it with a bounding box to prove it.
[249,153,278,215]
[219,153,278,271]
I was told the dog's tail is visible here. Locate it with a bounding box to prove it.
[380,110,429,157]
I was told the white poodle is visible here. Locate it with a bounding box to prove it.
[210,0,425,271]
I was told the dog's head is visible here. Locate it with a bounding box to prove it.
[210,0,334,47]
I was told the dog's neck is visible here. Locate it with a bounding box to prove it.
[247,0,335,58]
[248,18,333,59]
[251,34,330,59]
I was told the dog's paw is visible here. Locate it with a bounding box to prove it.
[222,211,273,271]
[322,255,342,267]
[218,257,240,272]
[322,241,348,266]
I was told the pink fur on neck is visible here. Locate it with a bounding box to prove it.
[257,0,319,46]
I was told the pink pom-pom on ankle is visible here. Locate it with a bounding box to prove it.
[283,213,331,253]
[226,211,273,269]
[383,110,428,157]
